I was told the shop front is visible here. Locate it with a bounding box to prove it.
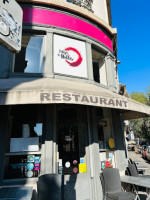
[0,1,150,199]
[0,103,102,199]
[0,78,150,199]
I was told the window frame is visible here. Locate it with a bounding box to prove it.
[11,32,46,77]
[92,46,107,86]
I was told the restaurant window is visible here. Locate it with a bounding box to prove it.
[98,108,116,169]
[93,62,100,83]
[13,35,45,74]
[4,105,43,179]
[97,108,105,146]
[97,108,114,150]
[92,47,107,85]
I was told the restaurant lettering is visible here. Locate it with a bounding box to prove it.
[40,93,128,108]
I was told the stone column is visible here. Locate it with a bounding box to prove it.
[111,109,128,171]
[87,106,103,200]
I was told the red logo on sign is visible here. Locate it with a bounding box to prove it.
[65,47,83,67]
[73,167,78,174]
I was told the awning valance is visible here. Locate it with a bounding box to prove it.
[0,78,150,120]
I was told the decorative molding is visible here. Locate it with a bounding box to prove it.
[17,0,114,34]
[22,7,113,51]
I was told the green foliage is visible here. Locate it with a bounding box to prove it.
[146,86,150,106]
[130,118,150,141]
[130,87,150,142]
[130,92,147,104]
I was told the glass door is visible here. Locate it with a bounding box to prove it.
[57,105,79,175]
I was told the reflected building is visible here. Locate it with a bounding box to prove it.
[0,0,150,199]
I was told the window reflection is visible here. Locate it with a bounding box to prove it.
[14,36,44,73]
[4,106,43,179]
[34,123,43,136]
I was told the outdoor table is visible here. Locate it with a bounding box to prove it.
[134,160,141,165]
[121,175,150,200]
[137,166,148,174]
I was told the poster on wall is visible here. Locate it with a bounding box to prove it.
[54,34,88,78]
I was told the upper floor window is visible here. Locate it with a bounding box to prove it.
[92,47,107,86]
[13,35,45,74]
[93,62,100,83]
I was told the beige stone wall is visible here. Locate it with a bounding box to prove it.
[92,0,109,24]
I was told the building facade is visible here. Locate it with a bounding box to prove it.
[0,0,150,199]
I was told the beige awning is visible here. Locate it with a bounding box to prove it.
[0,78,150,120]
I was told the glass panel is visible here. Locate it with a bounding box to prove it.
[14,36,44,73]
[93,62,100,83]
[57,105,87,175]
[57,106,79,175]
[8,106,43,152]
[4,105,43,179]
[4,154,41,179]
[34,123,43,136]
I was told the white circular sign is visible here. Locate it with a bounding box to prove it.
[65,161,70,168]
[26,170,33,178]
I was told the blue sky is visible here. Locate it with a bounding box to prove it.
[111,0,150,94]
